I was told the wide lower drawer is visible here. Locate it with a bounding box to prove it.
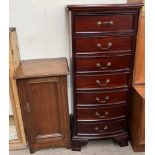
[76,90,128,106]
[75,14,134,33]
[76,55,130,73]
[77,105,127,121]
[76,73,129,90]
[77,119,126,134]
[75,36,132,53]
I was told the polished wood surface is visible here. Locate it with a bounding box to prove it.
[75,14,133,33]
[14,58,69,79]
[67,3,143,151]
[77,105,127,121]
[9,27,27,150]
[130,85,145,152]
[77,119,126,135]
[15,58,70,153]
[76,73,129,90]
[76,55,130,72]
[76,90,127,106]
[75,36,132,53]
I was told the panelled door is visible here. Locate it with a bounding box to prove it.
[17,76,69,152]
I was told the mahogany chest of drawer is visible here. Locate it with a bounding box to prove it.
[67,2,143,151]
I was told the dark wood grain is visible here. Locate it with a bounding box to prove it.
[76,73,129,90]
[77,119,126,135]
[76,55,130,73]
[75,36,132,53]
[75,14,133,33]
[76,90,128,106]
[77,104,127,121]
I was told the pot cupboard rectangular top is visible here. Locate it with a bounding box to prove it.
[14,58,69,79]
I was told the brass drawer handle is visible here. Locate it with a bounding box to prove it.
[96,79,110,87]
[97,21,114,26]
[94,126,108,132]
[97,42,112,50]
[96,96,109,103]
[95,111,109,118]
[96,62,111,70]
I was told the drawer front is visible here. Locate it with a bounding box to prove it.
[76,55,130,72]
[76,90,127,106]
[75,14,134,33]
[75,36,132,53]
[76,73,128,90]
[77,119,126,134]
[77,105,127,121]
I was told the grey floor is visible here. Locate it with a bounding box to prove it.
[9,116,18,140]
[10,139,145,155]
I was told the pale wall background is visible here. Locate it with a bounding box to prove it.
[9,0,127,113]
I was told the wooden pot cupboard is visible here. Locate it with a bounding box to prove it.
[67,1,143,151]
[14,58,71,153]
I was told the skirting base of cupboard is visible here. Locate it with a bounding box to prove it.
[29,140,70,153]
[70,115,129,151]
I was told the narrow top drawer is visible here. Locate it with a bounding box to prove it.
[75,14,134,34]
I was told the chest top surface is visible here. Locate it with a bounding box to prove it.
[67,0,143,11]
[14,57,69,79]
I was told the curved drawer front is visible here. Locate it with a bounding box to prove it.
[77,119,126,135]
[77,105,127,121]
[75,36,132,53]
[76,90,128,106]
[75,14,134,33]
[76,55,130,73]
[76,73,129,90]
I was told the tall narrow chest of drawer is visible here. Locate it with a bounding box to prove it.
[67,2,143,151]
